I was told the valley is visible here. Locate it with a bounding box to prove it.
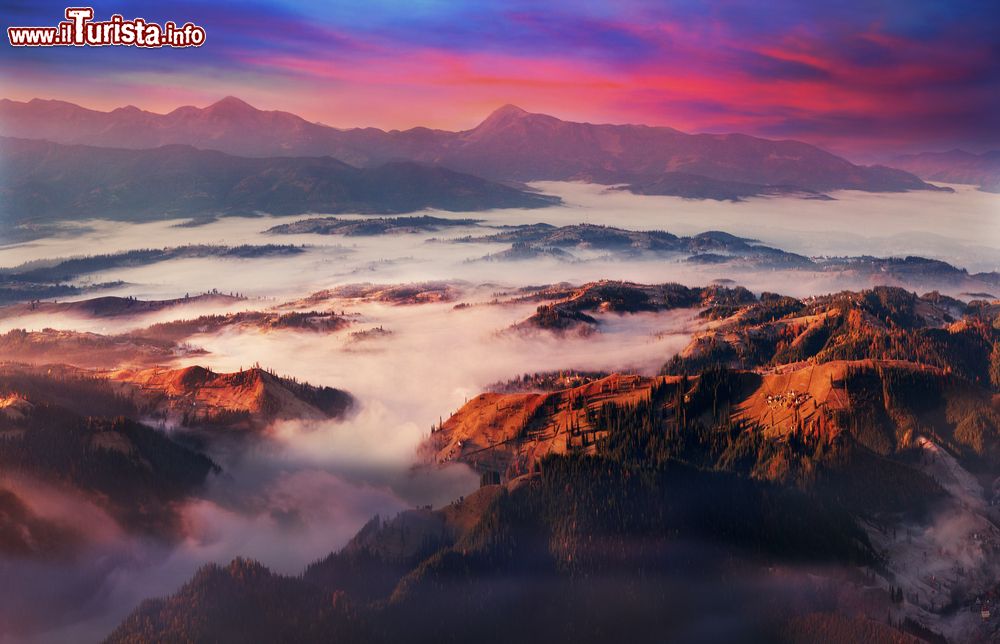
[0,93,996,644]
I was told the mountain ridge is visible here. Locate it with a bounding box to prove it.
[891,148,1000,192]
[0,136,557,225]
[0,97,941,196]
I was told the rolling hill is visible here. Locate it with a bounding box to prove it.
[112,365,354,431]
[0,365,219,538]
[0,136,557,226]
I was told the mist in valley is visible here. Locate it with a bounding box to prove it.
[0,183,998,642]
[2,181,998,298]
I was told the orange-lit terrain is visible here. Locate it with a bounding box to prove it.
[1,2,998,640]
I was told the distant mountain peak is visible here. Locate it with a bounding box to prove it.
[468,104,569,140]
[491,104,529,118]
[475,104,536,130]
[206,96,258,114]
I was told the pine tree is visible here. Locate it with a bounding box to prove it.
[990,340,1000,391]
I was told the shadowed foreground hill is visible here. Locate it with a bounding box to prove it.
[105,445,946,643]
[108,559,367,644]
[0,136,557,226]
[106,455,882,644]
[0,369,218,538]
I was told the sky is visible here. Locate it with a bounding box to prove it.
[2,0,998,158]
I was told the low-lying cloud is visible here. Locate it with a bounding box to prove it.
[1,181,998,642]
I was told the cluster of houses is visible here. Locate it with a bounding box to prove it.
[765,389,811,410]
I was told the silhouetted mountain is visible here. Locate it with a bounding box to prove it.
[0,136,557,226]
[107,456,879,644]
[892,149,1000,192]
[0,98,941,196]
[106,558,367,644]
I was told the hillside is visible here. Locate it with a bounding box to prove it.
[441,284,1000,482]
[892,150,1000,192]
[112,365,354,432]
[423,361,997,488]
[107,455,879,644]
[0,328,201,369]
[0,310,350,368]
[103,322,1000,642]
[106,558,368,644]
[0,362,352,435]
[0,136,557,226]
[507,281,755,334]
[667,286,997,387]
[411,284,1000,643]
[132,310,350,343]
[0,365,218,538]
[295,281,463,307]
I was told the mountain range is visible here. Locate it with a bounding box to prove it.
[0,97,941,202]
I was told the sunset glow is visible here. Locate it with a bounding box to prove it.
[4,1,998,157]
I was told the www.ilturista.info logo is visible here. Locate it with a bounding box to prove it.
[7,7,206,47]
